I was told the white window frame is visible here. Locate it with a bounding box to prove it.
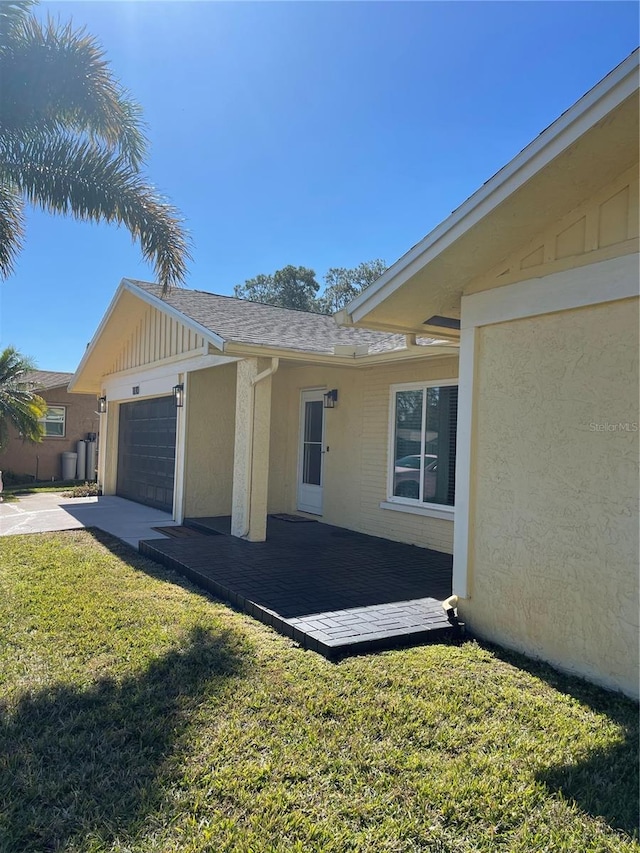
[381,379,458,520]
[39,405,66,438]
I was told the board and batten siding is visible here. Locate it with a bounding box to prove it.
[106,303,206,376]
[268,355,459,553]
[466,164,639,295]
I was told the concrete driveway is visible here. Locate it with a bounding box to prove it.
[0,492,178,548]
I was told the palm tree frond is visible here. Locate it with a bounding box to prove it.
[0,182,25,279]
[0,1,34,41]
[2,135,191,291]
[0,346,45,448]
[0,14,147,168]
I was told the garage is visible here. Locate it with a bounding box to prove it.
[116,396,177,512]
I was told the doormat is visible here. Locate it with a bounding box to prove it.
[270,513,317,523]
[152,525,216,538]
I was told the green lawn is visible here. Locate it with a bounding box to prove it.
[0,531,637,853]
[0,480,87,502]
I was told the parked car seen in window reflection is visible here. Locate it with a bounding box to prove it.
[394,454,437,500]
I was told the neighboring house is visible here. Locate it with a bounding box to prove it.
[1,371,99,481]
[69,280,459,552]
[340,52,639,697]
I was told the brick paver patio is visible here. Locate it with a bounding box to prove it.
[139,516,455,658]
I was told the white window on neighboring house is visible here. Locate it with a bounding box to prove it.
[40,405,66,438]
[389,382,458,508]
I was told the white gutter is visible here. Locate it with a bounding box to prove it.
[345,50,639,325]
[237,357,280,539]
[251,357,279,385]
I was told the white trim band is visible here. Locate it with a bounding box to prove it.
[461,253,639,329]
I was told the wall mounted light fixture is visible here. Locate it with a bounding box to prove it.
[173,383,185,408]
[323,389,338,409]
[97,396,107,414]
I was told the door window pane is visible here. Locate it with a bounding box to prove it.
[304,401,323,442]
[302,399,323,485]
[303,443,322,485]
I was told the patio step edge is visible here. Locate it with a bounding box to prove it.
[139,538,457,661]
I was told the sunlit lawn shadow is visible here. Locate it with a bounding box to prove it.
[0,626,247,852]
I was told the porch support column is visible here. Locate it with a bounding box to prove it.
[231,358,274,541]
[101,399,120,495]
[452,323,477,600]
[96,393,108,492]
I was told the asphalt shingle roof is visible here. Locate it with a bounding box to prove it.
[129,280,438,356]
[26,370,73,391]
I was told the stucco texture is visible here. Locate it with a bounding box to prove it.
[183,364,236,518]
[465,297,639,697]
[0,386,99,481]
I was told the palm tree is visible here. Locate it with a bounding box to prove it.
[0,1,190,293]
[0,346,47,450]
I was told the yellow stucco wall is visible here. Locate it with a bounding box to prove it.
[464,297,639,696]
[183,364,236,518]
[268,356,459,552]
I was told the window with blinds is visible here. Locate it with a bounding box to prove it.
[390,383,458,507]
[39,405,66,438]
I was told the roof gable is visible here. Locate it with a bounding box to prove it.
[69,283,216,393]
[105,293,210,376]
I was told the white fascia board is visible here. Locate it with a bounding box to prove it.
[122,279,226,351]
[68,280,129,392]
[346,51,639,325]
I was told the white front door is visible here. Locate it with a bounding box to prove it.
[297,389,325,514]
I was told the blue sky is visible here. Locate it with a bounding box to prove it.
[1,1,638,372]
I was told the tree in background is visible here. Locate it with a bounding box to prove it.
[0,1,190,293]
[234,259,386,313]
[317,259,387,313]
[234,265,320,312]
[0,347,46,450]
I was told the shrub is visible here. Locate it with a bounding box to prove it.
[61,482,100,498]
[0,470,35,487]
